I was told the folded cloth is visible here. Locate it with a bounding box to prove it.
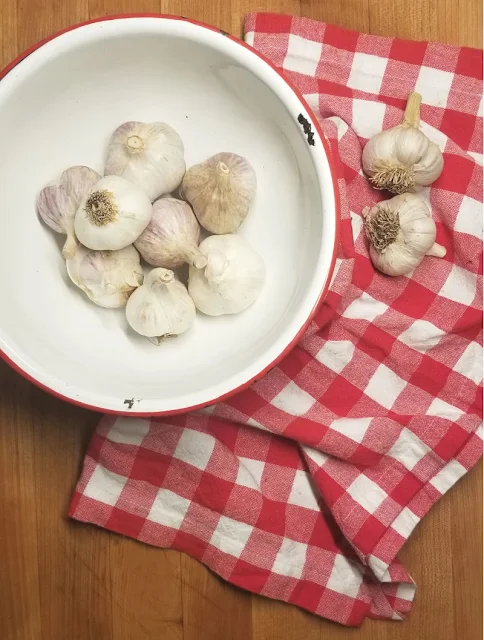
[70,14,483,626]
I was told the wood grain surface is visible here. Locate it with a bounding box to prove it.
[0,1,482,639]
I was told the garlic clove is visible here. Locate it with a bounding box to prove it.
[426,243,447,258]
[105,121,186,201]
[37,184,78,259]
[181,152,257,234]
[135,198,207,270]
[75,175,153,251]
[188,234,265,316]
[126,267,195,341]
[61,166,102,206]
[362,92,444,194]
[363,193,446,276]
[66,243,143,308]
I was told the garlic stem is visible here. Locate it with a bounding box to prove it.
[426,242,447,258]
[62,233,78,259]
[148,268,174,287]
[402,92,421,128]
[127,135,144,151]
[217,161,230,175]
[205,250,227,284]
[182,245,208,270]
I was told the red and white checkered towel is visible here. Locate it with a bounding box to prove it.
[70,14,483,626]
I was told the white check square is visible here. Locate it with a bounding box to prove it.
[287,470,320,510]
[236,457,265,489]
[399,319,445,352]
[210,516,253,558]
[343,291,388,322]
[454,196,483,239]
[148,488,190,528]
[284,34,322,76]
[326,554,364,597]
[347,474,388,513]
[108,417,150,446]
[331,417,372,443]
[364,363,406,409]
[391,507,420,538]
[439,264,478,306]
[453,340,483,384]
[430,459,467,493]
[387,428,430,470]
[173,429,215,470]
[84,465,127,506]
[316,340,355,374]
[272,381,314,416]
[415,66,454,107]
[352,98,386,139]
[347,52,388,93]
[272,538,308,578]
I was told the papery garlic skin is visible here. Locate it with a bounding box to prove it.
[66,244,143,308]
[188,235,265,316]
[362,92,444,194]
[62,166,101,206]
[105,121,186,201]
[126,268,195,341]
[75,175,153,251]
[181,152,257,234]
[363,193,446,277]
[37,165,101,259]
[135,198,207,269]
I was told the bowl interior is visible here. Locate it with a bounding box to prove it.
[0,17,336,413]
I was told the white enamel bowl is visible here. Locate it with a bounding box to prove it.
[0,15,339,415]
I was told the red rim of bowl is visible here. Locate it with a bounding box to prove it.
[0,14,341,417]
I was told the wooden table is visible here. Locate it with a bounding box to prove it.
[0,1,482,639]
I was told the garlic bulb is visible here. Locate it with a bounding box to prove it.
[135,198,207,269]
[75,175,152,251]
[363,193,446,276]
[181,152,257,234]
[188,235,265,316]
[362,92,444,194]
[37,165,101,258]
[126,268,195,343]
[66,244,144,308]
[105,121,186,201]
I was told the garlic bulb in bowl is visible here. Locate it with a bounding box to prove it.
[135,198,207,269]
[74,175,152,251]
[66,244,144,308]
[181,152,257,234]
[188,234,265,316]
[37,165,101,258]
[126,268,195,344]
[105,121,186,201]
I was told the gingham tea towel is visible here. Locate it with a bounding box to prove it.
[70,14,483,626]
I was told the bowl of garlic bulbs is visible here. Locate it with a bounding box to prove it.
[0,15,339,414]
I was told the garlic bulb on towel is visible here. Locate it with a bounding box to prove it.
[135,198,207,269]
[362,92,444,194]
[363,193,446,276]
[188,235,265,316]
[66,244,143,308]
[37,165,101,258]
[75,175,152,251]
[181,152,257,234]
[126,268,195,344]
[105,121,186,201]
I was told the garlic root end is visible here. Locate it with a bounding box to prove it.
[426,242,446,258]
